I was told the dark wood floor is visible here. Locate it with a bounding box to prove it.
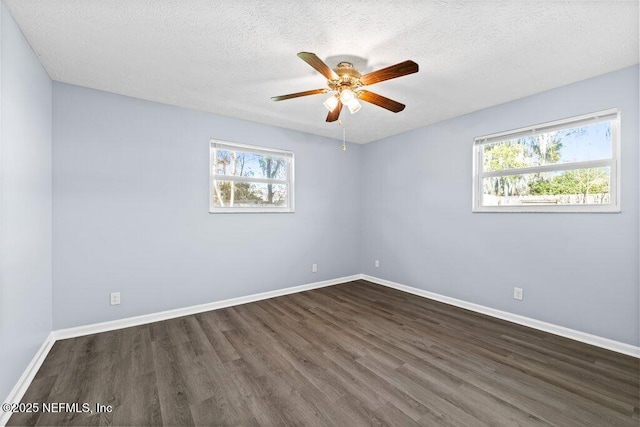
[9,280,639,426]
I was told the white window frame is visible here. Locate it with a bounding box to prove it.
[210,140,295,213]
[472,109,621,213]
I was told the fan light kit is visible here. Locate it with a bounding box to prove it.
[272,52,419,123]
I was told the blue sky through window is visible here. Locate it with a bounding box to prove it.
[557,121,611,162]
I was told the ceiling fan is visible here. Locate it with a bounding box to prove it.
[271,52,419,122]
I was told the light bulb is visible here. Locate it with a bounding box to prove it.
[340,89,355,104]
[323,95,339,112]
[347,99,361,114]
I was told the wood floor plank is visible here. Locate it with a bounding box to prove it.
[193,312,240,363]
[149,339,195,426]
[9,280,640,426]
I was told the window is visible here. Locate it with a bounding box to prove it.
[210,140,294,213]
[473,109,620,213]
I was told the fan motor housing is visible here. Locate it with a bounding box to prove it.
[328,62,362,91]
[335,62,361,78]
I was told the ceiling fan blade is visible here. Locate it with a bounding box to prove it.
[359,60,419,86]
[271,89,327,101]
[358,90,405,113]
[298,52,339,81]
[326,101,343,122]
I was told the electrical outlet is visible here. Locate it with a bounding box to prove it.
[312,264,318,273]
[513,287,523,301]
[375,260,380,268]
[110,292,121,306]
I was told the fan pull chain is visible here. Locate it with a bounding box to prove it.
[343,127,347,152]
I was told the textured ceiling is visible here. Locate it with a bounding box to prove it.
[4,1,638,144]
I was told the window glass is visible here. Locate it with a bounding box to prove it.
[473,110,619,212]
[482,121,612,172]
[210,141,294,213]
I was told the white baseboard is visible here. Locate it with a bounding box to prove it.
[360,274,640,358]
[1,332,56,426]
[54,274,361,341]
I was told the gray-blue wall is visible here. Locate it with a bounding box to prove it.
[0,3,52,401]
[360,65,639,346]
[52,67,639,346]
[52,82,361,329]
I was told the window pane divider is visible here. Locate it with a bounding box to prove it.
[212,176,288,185]
[481,158,612,178]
